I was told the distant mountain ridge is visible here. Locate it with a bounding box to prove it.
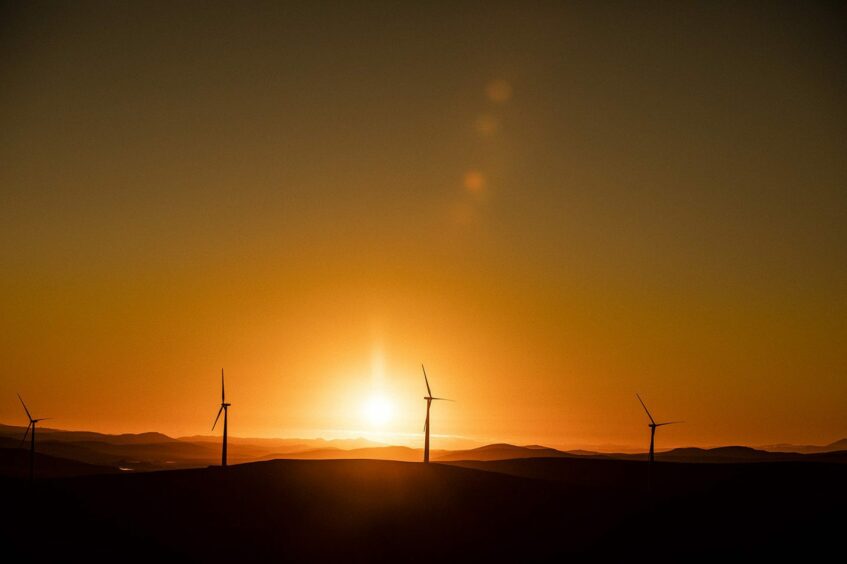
[758,438,847,454]
[274,445,428,462]
[1,422,844,470]
[0,423,176,444]
[435,443,576,462]
[178,434,385,451]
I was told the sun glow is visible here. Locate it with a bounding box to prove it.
[362,394,395,428]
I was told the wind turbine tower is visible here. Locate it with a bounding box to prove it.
[421,364,452,464]
[18,394,50,482]
[212,369,231,467]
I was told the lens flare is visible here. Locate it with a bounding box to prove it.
[463,170,485,193]
[485,79,512,103]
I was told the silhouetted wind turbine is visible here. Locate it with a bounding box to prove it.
[18,394,51,482]
[422,364,452,464]
[636,393,682,463]
[212,369,231,467]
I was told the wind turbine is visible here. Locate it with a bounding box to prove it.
[18,394,50,481]
[636,393,682,463]
[212,369,231,467]
[421,364,452,464]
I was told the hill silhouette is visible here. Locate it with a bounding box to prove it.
[0,447,118,478]
[434,442,576,461]
[760,437,847,453]
[0,424,176,444]
[2,457,843,561]
[4,418,847,472]
[620,445,847,463]
[4,422,845,471]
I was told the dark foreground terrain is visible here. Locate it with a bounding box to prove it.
[2,455,844,562]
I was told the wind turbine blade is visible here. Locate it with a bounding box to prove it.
[19,423,32,448]
[17,393,32,422]
[221,369,225,403]
[212,406,224,431]
[636,394,655,424]
[422,364,432,397]
[655,421,684,427]
[423,418,428,433]
[431,397,454,402]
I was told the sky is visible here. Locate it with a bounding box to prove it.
[1,1,845,450]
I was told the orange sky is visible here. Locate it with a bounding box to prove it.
[1,2,845,449]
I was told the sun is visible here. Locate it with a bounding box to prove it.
[361,394,395,427]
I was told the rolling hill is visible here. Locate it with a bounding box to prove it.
[434,442,577,461]
[0,447,119,478]
[759,438,847,454]
[1,457,843,561]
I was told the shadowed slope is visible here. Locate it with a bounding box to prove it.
[0,447,119,478]
[2,457,844,561]
[3,460,600,561]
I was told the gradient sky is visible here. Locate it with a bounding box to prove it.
[1,1,845,449]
